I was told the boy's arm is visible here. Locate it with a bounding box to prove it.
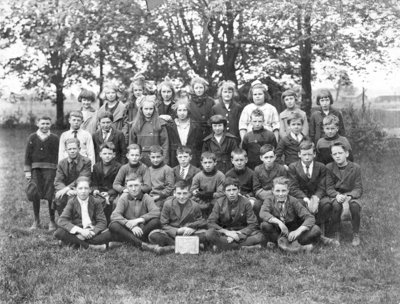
[253,170,263,197]
[259,198,274,223]
[159,167,175,198]
[141,168,152,194]
[239,200,258,236]
[325,167,339,198]
[110,194,129,225]
[186,204,208,230]
[293,200,315,229]
[207,200,223,230]
[113,166,126,193]
[346,165,363,199]
[143,195,161,221]
[57,199,76,232]
[24,135,33,175]
[274,139,285,165]
[92,199,107,235]
[314,165,327,199]
[287,165,307,199]
[238,107,249,139]
[214,173,225,198]
[160,199,179,237]
[190,174,200,193]
[54,163,68,191]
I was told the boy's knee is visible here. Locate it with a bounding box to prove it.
[260,222,274,233]
[53,227,67,239]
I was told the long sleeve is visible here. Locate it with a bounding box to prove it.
[239,200,258,236]
[259,198,275,223]
[58,132,67,163]
[293,200,315,229]
[160,126,169,165]
[86,135,96,167]
[160,167,175,198]
[91,200,107,235]
[207,201,224,230]
[325,167,339,198]
[288,165,307,199]
[113,166,127,193]
[142,195,161,221]
[54,164,68,191]
[110,194,131,225]
[24,135,33,172]
[57,199,76,231]
[270,107,280,131]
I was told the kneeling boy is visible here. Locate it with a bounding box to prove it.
[206,177,264,250]
[260,177,321,252]
[148,181,208,251]
[54,177,111,250]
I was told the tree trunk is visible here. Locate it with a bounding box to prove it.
[55,81,64,128]
[99,42,105,107]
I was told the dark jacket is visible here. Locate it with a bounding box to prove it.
[211,101,243,139]
[92,127,127,164]
[92,160,122,201]
[54,155,91,191]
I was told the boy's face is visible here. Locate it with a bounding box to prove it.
[231,154,247,170]
[177,152,192,168]
[225,185,239,202]
[142,102,155,119]
[201,158,216,172]
[37,119,51,133]
[331,146,349,166]
[212,123,224,136]
[133,85,143,98]
[99,148,115,164]
[66,143,80,159]
[250,115,264,131]
[81,98,92,109]
[221,88,233,102]
[323,124,339,138]
[284,96,296,109]
[127,149,141,165]
[105,89,117,102]
[289,119,303,135]
[150,152,164,166]
[273,184,289,202]
[69,116,82,130]
[252,88,265,105]
[126,179,142,197]
[176,104,188,121]
[99,117,112,132]
[174,186,191,204]
[260,151,276,169]
[298,148,315,166]
[193,83,205,96]
[76,181,90,200]
[319,97,331,111]
[161,86,173,102]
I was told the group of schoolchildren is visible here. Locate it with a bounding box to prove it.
[24,75,363,254]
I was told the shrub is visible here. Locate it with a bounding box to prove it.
[342,104,388,161]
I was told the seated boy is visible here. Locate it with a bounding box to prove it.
[316,114,353,165]
[24,116,59,231]
[59,111,95,166]
[143,145,174,209]
[206,177,264,251]
[326,143,363,246]
[279,89,309,138]
[241,109,277,170]
[108,173,162,253]
[54,138,91,215]
[260,177,321,253]
[113,144,150,195]
[190,152,225,218]
[148,181,208,251]
[202,115,238,173]
[253,144,287,201]
[276,112,308,167]
[288,141,338,244]
[172,146,200,187]
[92,142,121,224]
[54,177,111,250]
[92,111,127,164]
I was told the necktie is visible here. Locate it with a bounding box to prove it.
[72,130,78,138]
[103,131,109,141]
[279,202,285,222]
[70,161,77,179]
[305,165,311,178]
[180,167,185,179]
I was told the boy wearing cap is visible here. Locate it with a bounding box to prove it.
[202,114,238,174]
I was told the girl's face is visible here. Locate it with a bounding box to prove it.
[284,96,296,109]
[81,98,92,109]
[176,104,189,121]
[105,89,117,102]
[252,88,265,105]
[161,86,173,102]
[212,123,224,136]
[142,102,155,120]
[319,97,331,111]
[221,88,233,102]
[193,83,205,97]
[133,85,144,98]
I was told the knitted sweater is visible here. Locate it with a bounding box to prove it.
[24,133,59,172]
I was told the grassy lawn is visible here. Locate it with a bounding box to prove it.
[0,128,399,304]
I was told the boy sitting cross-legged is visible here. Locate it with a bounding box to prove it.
[54,138,91,215]
[143,145,175,209]
[172,146,200,187]
[260,177,321,253]
[148,181,208,252]
[113,144,151,196]
[92,142,121,225]
[205,177,265,251]
[253,144,287,202]
[190,151,225,218]
[326,143,363,246]
[108,173,163,253]
[54,177,112,250]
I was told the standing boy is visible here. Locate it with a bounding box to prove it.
[190,152,225,217]
[54,138,92,215]
[24,116,59,230]
[92,142,122,224]
[54,177,111,250]
[92,111,126,164]
[279,89,309,138]
[206,177,264,251]
[58,111,95,166]
[241,109,277,170]
[260,177,321,253]
[172,146,200,187]
[326,143,363,246]
[148,181,208,251]
[316,114,353,165]
[253,144,287,202]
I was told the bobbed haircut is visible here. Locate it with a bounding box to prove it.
[78,89,96,103]
[281,89,297,105]
[174,97,191,116]
[316,89,334,105]
[217,80,239,103]
[247,82,272,104]
[209,114,227,127]
[190,77,209,92]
